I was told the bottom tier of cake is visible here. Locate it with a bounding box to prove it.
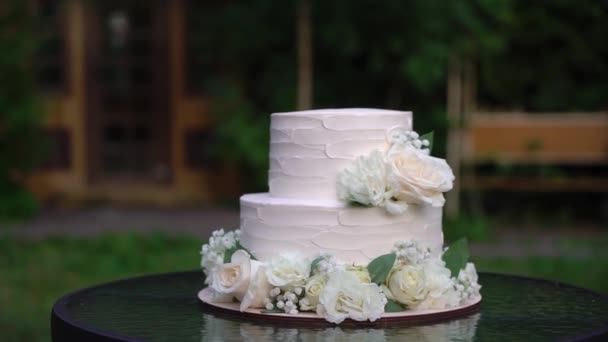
[239,193,444,264]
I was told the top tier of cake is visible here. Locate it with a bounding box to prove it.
[268,108,412,200]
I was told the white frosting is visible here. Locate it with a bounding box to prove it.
[239,193,443,264]
[237,108,445,266]
[269,108,412,200]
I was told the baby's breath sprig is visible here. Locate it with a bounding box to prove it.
[388,129,432,155]
[263,286,306,315]
[392,240,431,265]
[200,228,241,282]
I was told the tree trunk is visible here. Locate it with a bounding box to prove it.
[296,0,312,110]
[445,54,463,219]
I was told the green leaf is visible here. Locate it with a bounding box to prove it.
[223,242,256,263]
[384,299,406,312]
[420,131,434,153]
[223,246,238,263]
[442,238,470,277]
[367,253,396,285]
[310,256,324,276]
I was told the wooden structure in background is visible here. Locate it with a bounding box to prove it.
[446,56,608,216]
[462,112,608,192]
[296,0,313,110]
[27,0,239,206]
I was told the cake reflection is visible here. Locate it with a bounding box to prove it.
[201,312,481,341]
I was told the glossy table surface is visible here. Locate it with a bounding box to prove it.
[51,271,608,342]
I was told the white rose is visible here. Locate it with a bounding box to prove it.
[209,250,260,301]
[385,263,428,307]
[387,145,454,207]
[240,264,272,311]
[300,274,327,311]
[317,271,387,324]
[336,150,391,207]
[415,258,460,310]
[386,257,459,310]
[265,253,311,288]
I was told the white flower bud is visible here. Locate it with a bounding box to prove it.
[263,298,271,305]
[289,309,298,315]
[410,131,419,139]
[294,287,303,296]
[265,303,274,310]
[276,300,285,309]
[271,287,281,297]
[422,139,430,146]
[413,140,422,148]
[318,260,327,270]
[222,236,235,248]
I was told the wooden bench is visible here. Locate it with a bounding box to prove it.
[461,112,608,192]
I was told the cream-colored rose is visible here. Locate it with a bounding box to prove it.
[386,257,458,310]
[318,271,386,324]
[345,265,372,283]
[265,253,311,288]
[209,250,259,301]
[387,145,454,207]
[385,263,428,307]
[299,274,327,311]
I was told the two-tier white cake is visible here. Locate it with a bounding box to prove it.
[239,109,443,264]
[199,108,480,325]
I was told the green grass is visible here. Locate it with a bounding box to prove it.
[473,257,608,293]
[0,233,607,342]
[0,233,202,342]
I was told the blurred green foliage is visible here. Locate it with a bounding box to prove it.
[189,0,512,191]
[479,0,608,111]
[445,214,491,242]
[0,1,45,220]
[189,0,607,191]
[0,233,201,342]
[0,233,606,341]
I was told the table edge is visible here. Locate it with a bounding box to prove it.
[50,271,608,342]
[51,271,199,342]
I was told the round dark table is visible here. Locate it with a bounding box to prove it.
[51,271,608,342]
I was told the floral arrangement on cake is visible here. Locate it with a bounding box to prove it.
[337,129,454,215]
[200,229,481,324]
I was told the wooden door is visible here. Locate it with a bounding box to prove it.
[85,0,170,183]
